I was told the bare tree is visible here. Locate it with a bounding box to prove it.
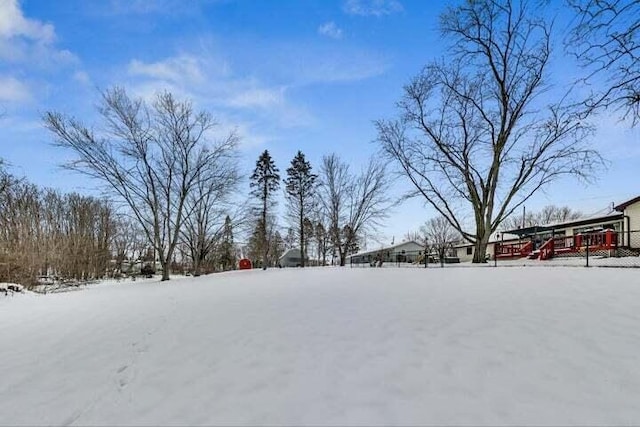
[567,0,640,124]
[0,170,117,287]
[421,217,459,267]
[315,221,330,266]
[111,214,144,276]
[180,143,240,276]
[502,205,583,230]
[318,154,393,266]
[377,0,600,263]
[403,230,424,244]
[44,87,237,280]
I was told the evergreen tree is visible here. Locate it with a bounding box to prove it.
[284,151,317,267]
[250,150,280,270]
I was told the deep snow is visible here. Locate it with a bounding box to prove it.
[2,267,640,426]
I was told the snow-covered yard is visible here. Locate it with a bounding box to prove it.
[2,267,640,426]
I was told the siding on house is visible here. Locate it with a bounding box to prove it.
[278,248,306,267]
[624,202,640,232]
[347,241,425,264]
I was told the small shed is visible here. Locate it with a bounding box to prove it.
[238,258,252,270]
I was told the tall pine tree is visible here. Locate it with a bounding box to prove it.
[284,151,317,267]
[250,150,280,270]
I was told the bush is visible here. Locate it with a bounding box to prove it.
[140,264,155,278]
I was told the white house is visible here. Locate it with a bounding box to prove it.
[278,248,306,267]
[347,240,425,265]
[454,194,640,262]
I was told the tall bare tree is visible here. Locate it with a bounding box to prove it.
[180,142,240,276]
[44,87,237,280]
[567,0,640,124]
[377,0,600,262]
[318,154,393,266]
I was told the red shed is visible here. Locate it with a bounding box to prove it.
[238,258,252,270]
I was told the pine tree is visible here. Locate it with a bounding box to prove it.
[284,151,317,267]
[250,150,280,270]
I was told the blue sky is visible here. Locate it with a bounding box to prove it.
[1,0,639,246]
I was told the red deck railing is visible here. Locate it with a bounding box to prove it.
[495,240,533,258]
[496,230,618,260]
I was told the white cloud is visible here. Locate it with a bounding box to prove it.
[123,52,314,150]
[105,0,206,15]
[129,55,206,85]
[73,70,91,86]
[228,87,286,109]
[126,54,292,113]
[343,0,403,16]
[286,48,389,84]
[0,0,55,42]
[318,22,343,39]
[0,75,31,102]
[0,0,80,107]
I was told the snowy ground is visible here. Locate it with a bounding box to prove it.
[352,254,640,268]
[2,267,640,426]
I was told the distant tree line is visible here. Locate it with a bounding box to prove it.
[0,169,112,284]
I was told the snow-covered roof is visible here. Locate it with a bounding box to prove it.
[278,248,302,261]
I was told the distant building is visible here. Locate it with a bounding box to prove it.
[278,248,307,267]
[347,240,425,265]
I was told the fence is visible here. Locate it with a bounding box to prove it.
[349,248,460,268]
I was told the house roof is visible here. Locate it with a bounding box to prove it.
[278,248,302,261]
[614,195,640,212]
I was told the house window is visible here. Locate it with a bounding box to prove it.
[466,247,473,255]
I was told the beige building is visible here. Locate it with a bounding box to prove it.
[347,241,426,265]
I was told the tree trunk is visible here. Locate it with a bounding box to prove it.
[161,261,170,281]
[339,251,346,267]
[300,215,305,268]
[472,235,490,263]
[193,256,201,277]
[262,189,268,270]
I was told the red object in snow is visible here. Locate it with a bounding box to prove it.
[238,258,252,270]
